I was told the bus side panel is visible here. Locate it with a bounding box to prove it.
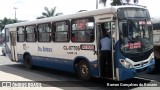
[16,42,99,76]
[37,42,53,58]
[30,56,99,76]
[52,43,99,76]
[90,60,99,76]
[17,42,38,62]
[33,56,75,72]
[17,42,25,61]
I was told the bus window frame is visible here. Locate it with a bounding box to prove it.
[71,17,95,43]
[17,26,25,42]
[25,24,37,42]
[37,22,52,42]
[52,20,70,42]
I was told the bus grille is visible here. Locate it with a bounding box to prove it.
[134,61,148,67]
[136,67,147,73]
[128,50,152,62]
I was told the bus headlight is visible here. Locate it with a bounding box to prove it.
[120,59,133,69]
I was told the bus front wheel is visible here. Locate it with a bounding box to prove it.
[24,55,33,69]
[77,61,92,81]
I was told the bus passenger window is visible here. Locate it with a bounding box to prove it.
[37,23,51,42]
[53,21,69,42]
[26,25,36,42]
[71,17,94,42]
[17,27,25,42]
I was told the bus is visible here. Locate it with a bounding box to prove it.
[152,22,160,72]
[4,5,155,81]
[153,22,160,45]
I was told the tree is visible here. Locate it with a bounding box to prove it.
[99,0,107,6]
[0,17,16,31]
[37,7,63,19]
[111,0,122,6]
[99,0,139,6]
[133,0,138,4]
[0,17,16,42]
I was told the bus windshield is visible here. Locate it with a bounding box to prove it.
[119,19,153,54]
[118,8,150,19]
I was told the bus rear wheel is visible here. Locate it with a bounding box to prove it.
[77,61,92,81]
[24,55,33,69]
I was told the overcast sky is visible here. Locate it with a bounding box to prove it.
[0,0,159,21]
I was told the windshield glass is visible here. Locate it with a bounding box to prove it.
[118,8,150,19]
[119,20,153,54]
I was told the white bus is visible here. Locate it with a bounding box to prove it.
[152,22,160,72]
[153,22,160,45]
[4,5,155,81]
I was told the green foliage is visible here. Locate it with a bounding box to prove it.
[37,7,63,19]
[99,0,107,6]
[111,0,122,6]
[99,0,139,6]
[0,17,17,31]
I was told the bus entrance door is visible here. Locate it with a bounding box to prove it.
[10,31,18,61]
[96,22,117,80]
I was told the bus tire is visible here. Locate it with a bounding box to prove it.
[77,60,92,81]
[24,55,33,69]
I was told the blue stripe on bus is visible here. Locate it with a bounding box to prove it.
[17,54,99,77]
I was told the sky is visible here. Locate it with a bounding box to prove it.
[0,0,159,21]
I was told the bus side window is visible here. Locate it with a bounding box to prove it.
[71,17,94,42]
[17,26,25,42]
[37,23,51,42]
[26,25,36,42]
[53,21,69,42]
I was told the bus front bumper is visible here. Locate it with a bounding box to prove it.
[118,59,155,81]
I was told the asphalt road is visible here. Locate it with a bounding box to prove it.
[0,49,160,90]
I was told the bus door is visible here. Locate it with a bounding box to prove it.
[96,20,117,80]
[10,31,18,61]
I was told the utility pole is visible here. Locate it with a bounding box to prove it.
[13,7,17,21]
[96,0,98,9]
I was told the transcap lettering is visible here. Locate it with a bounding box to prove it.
[38,46,52,52]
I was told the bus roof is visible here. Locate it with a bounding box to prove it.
[5,5,147,28]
